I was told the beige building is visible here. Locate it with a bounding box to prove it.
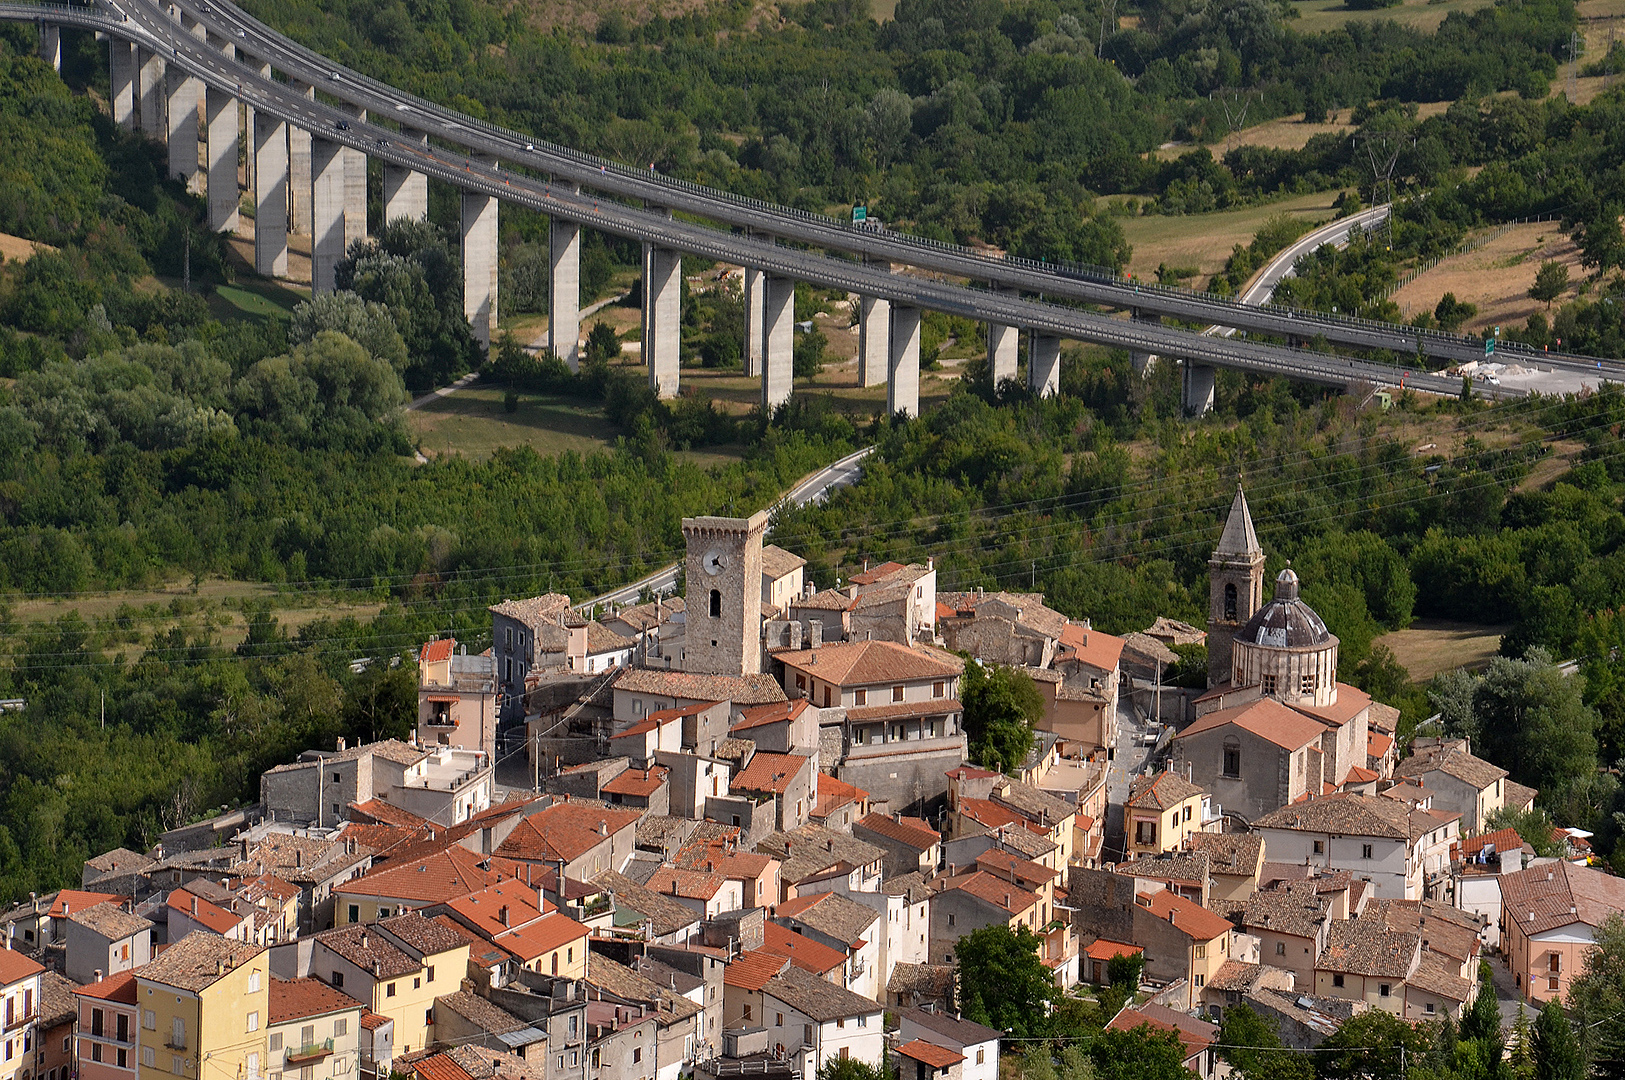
[134,934,269,1080]
[416,638,497,757]
[307,913,470,1056]
[266,978,364,1080]
[1124,771,1212,859]
[1499,860,1625,1005]
[1393,739,1509,837]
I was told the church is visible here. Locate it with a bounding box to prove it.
[1170,488,1381,825]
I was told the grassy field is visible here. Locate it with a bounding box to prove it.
[1377,619,1507,680]
[0,230,54,264]
[1389,221,1587,333]
[1116,190,1342,283]
[408,384,621,460]
[1289,0,1495,34]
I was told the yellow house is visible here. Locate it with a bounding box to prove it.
[266,978,364,1080]
[134,934,269,1080]
[307,913,468,1056]
[1124,771,1208,859]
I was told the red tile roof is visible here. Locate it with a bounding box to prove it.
[405,1052,477,1080]
[644,867,728,901]
[850,562,907,585]
[1142,890,1232,942]
[1462,828,1525,857]
[811,774,869,818]
[931,871,1038,916]
[724,950,791,991]
[489,911,590,962]
[444,881,554,939]
[72,969,136,1003]
[600,766,670,798]
[1084,939,1142,962]
[341,847,519,906]
[855,813,940,851]
[897,1040,965,1069]
[420,639,455,665]
[1287,683,1372,729]
[1105,1004,1217,1063]
[350,799,432,830]
[495,803,643,863]
[46,890,121,919]
[1345,765,1380,784]
[270,977,365,1024]
[730,752,810,796]
[733,699,813,733]
[169,887,244,935]
[776,640,962,687]
[1058,624,1125,672]
[1175,696,1327,751]
[762,922,847,976]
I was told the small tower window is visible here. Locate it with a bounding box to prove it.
[1222,739,1241,778]
[1301,672,1317,695]
[1223,583,1237,621]
[1261,673,1277,696]
[710,589,722,618]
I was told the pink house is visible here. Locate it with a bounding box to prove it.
[74,969,139,1080]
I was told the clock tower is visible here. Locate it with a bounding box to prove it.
[682,511,770,675]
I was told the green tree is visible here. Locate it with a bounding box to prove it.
[817,1056,893,1080]
[959,660,1043,773]
[1483,805,1565,857]
[1528,262,1571,309]
[1316,1010,1430,1080]
[1088,1025,1190,1080]
[1219,1004,1313,1080]
[955,924,1056,1039]
[1436,293,1479,332]
[1532,1000,1583,1080]
[1565,913,1625,1065]
[342,659,420,744]
[290,292,409,373]
[1461,961,1503,1044]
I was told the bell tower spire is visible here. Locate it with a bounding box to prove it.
[1207,485,1266,687]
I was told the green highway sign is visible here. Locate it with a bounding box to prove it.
[852,205,867,223]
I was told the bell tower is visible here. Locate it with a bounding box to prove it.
[682,511,769,675]
[1207,486,1266,687]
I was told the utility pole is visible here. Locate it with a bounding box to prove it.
[1350,129,1406,248]
[1570,29,1582,101]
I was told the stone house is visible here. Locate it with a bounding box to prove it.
[851,814,941,878]
[1393,739,1509,837]
[63,903,151,986]
[489,594,587,722]
[771,892,883,1001]
[728,752,815,832]
[1131,889,1236,1010]
[761,546,807,616]
[1253,794,1461,901]
[846,562,938,647]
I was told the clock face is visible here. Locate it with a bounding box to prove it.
[702,549,727,577]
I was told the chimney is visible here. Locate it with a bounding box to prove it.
[499,906,509,927]
[191,896,198,916]
[63,901,70,917]
[216,959,225,976]
[360,930,368,949]
[94,969,103,982]
[337,737,346,751]
[374,959,382,977]
[599,821,608,836]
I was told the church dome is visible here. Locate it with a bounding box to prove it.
[1238,568,1330,649]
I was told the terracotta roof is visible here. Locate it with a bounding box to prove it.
[733,698,813,733]
[405,1052,478,1080]
[1058,624,1125,671]
[316,924,420,979]
[420,639,456,665]
[604,596,684,634]
[270,977,365,1024]
[931,871,1038,916]
[139,933,263,992]
[762,545,807,580]
[45,890,122,919]
[1500,860,1625,935]
[1369,731,1395,758]
[992,780,1075,826]
[341,847,517,905]
[361,1010,393,1031]
[762,921,848,975]
[1462,828,1525,857]
[957,798,1024,832]
[601,766,670,798]
[1142,889,1232,942]
[1083,939,1142,962]
[376,909,468,956]
[850,562,909,585]
[724,949,791,991]
[731,752,810,796]
[70,901,152,939]
[847,698,963,722]
[1345,765,1380,783]
[790,589,858,612]
[945,765,1001,781]
[1286,683,1372,729]
[73,968,138,1003]
[645,866,728,901]
[496,803,643,863]
[435,990,527,1035]
[1395,745,1508,791]
[1105,1003,1217,1062]
[776,640,962,687]
[431,915,509,969]
[897,1040,964,1068]
[593,870,701,938]
[1126,771,1205,811]
[168,888,243,934]
[773,891,879,946]
[673,841,776,880]
[611,669,787,705]
[855,813,940,851]
[811,774,869,818]
[1205,960,1265,992]
[974,848,1060,886]
[444,881,552,938]
[760,964,881,1021]
[1175,696,1327,751]
[1185,833,1264,876]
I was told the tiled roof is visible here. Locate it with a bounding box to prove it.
[887,962,956,995]
[84,848,156,881]
[601,766,670,799]
[0,946,43,988]
[420,639,456,665]
[604,596,684,634]
[1105,1003,1217,1062]
[776,641,962,687]
[586,623,635,655]
[1345,765,1380,783]
[270,977,365,1024]
[594,870,701,938]
[733,698,813,733]
[854,813,940,851]
[762,921,848,975]
[139,933,263,992]
[774,891,879,946]
[757,826,885,884]
[611,669,787,705]
[1125,771,1205,811]
[431,915,509,969]
[372,911,465,958]
[45,889,122,918]
[898,1010,996,1047]
[404,1052,477,1080]
[1500,860,1625,935]
[341,847,517,905]
[1504,780,1539,809]
[1239,880,1333,939]
[1368,731,1395,759]
[849,562,910,585]
[790,589,858,612]
[673,841,776,880]
[724,949,791,991]
[435,990,527,1035]
[897,1040,964,1068]
[1142,889,1232,942]
[1317,918,1419,979]
[731,752,810,795]
[1058,624,1125,672]
[762,545,807,580]
[73,969,138,1003]
[1408,952,1473,1003]
[70,901,152,939]
[974,848,1059,887]
[587,955,702,1023]
[1395,745,1508,791]
[812,774,869,817]
[1462,828,1525,857]
[1175,696,1327,751]
[167,886,244,934]
[1255,792,1454,842]
[847,698,963,722]
[957,798,1024,833]
[931,871,1038,916]
[1116,852,1208,887]
[496,803,643,863]
[1205,960,1265,992]
[317,924,422,979]
[1083,939,1142,962]
[761,964,881,1021]
[1368,700,1400,734]
[361,1011,394,1031]
[645,866,728,901]
[1286,683,1372,729]
[488,594,573,629]
[1185,833,1264,876]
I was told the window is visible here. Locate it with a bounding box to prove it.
[948,913,956,927]
[1275,942,1286,956]
[93,1044,103,1064]
[1313,840,1324,854]
[347,905,359,923]
[413,978,421,990]
[1261,673,1277,696]
[893,685,905,702]
[1379,984,1391,998]
[796,674,806,690]
[1550,954,1562,973]
[143,1011,155,1031]
[632,1049,642,1064]
[249,1052,260,1080]
[248,1012,259,1033]
[1332,974,1344,988]
[1362,844,1374,859]
[1182,806,1192,823]
[977,1050,986,1065]
[569,1017,579,1037]
[836,1019,845,1029]
[855,689,867,706]
[426,966,435,983]
[505,627,513,648]
[1223,583,1237,621]
[271,1035,283,1052]
[1300,672,1316,695]
[1426,1003,1436,1015]
[173,1057,185,1074]
[742,1005,753,1022]
[934,682,945,699]
[1135,820,1157,847]
[143,1048,154,1068]
[425,1009,433,1027]
[776,1014,784,1027]
[386,984,396,998]
[1195,945,1206,959]
[709,590,722,618]
[334,1019,347,1037]
[823,687,831,708]
[1550,977,1560,991]
[93,1010,105,1038]
[1222,741,1241,779]
[1194,975,1204,988]
[331,973,344,989]
[570,1052,578,1067]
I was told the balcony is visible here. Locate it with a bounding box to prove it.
[164,1037,187,1051]
[286,1040,334,1066]
[4,1009,36,1033]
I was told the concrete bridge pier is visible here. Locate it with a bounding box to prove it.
[1182,361,1216,416]
[240,56,271,197]
[1129,309,1161,377]
[288,81,313,235]
[1029,333,1061,397]
[643,243,682,399]
[742,265,766,378]
[988,322,1019,388]
[137,48,164,140]
[762,275,795,412]
[40,24,60,71]
[310,135,346,293]
[342,104,368,247]
[461,174,499,349]
[110,39,136,131]
[383,128,429,223]
[858,295,890,388]
[204,35,238,232]
[548,211,581,369]
[168,13,205,193]
[888,304,921,418]
[253,109,288,277]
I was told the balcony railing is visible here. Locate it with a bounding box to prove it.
[4,1009,36,1032]
[164,1036,187,1051]
[286,1040,334,1065]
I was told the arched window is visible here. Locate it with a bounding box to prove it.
[1223,582,1237,621]
[1222,738,1241,778]
[709,589,722,618]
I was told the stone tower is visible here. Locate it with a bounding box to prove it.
[1207,486,1266,687]
[682,511,770,676]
